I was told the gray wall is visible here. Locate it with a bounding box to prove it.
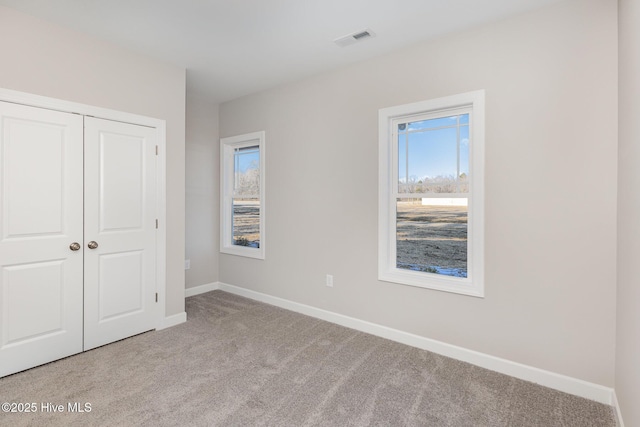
[0,6,187,317]
[219,0,618,387]
[616,0,640,424]
[186,94,220,289]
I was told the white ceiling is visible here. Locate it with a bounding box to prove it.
[0,0,563,103]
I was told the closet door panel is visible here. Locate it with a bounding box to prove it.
[84,117,157,350]
[0,101,83,377]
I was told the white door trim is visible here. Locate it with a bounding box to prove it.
[0,87,167,330]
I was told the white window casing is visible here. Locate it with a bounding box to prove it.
[378,91,485,297]
[220,131,266,259]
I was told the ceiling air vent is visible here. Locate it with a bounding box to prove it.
[334,29,375,47]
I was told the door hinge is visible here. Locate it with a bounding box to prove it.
[155,293,158,303]
[155,219,158,229]
[155,145,158,155]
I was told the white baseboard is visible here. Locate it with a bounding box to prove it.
[185,282,220,297]
[213,281,615,406]
[157,311,187,330]
[613,391,625,427]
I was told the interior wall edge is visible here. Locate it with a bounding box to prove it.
[157,312,187,330]
[613,391,625,427]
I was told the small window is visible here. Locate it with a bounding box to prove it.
[378,91,485,296]
[220,131,265,259]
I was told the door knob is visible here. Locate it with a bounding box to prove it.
[69,242,81,251]
[87,241,99,249]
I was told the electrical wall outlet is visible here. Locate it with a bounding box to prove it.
[185,259,191,270]
[326,274,334,287]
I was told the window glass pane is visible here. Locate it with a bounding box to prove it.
[408,127,457,193]
[459,113,469,124]
[398,135,408,192]
[396,199,467,278]
[234,145,260,197]
[233,198,260,248]
[459,125,470,192]
[397,114,470,194]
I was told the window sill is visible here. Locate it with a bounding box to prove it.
[378,268,484,297]
[220,246,265,260]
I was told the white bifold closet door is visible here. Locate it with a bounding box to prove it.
[0,102,84,377]
[83,117,157,351]
[0,101,157,377]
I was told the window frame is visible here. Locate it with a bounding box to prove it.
[378,91,485,297]
[220,131,266,259]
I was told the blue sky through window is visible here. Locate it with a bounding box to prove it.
[398,114,469,187]
[234,145,259,173]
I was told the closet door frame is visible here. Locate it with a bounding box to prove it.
[0,87,167,329]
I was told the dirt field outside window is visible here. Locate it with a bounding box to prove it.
[396,201,467,277]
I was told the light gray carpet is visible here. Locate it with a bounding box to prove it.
[0,290,616,426]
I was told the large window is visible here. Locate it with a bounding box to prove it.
[378,91,484,296]
[220,131,265,259]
